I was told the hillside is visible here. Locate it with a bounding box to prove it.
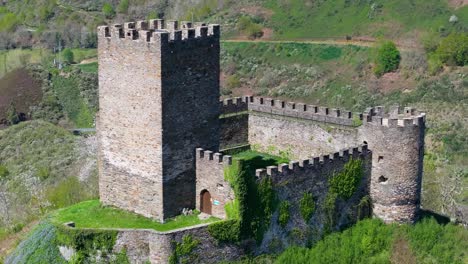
[0,120,97,259]
[0,0,467,48]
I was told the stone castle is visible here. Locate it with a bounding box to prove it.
[97,18,425,234]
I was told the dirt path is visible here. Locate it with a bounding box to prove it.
[0,220,39,259]
[223,38,417,51]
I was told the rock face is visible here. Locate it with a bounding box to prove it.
[97,20,221,221]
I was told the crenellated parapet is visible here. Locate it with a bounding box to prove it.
[220,96,251,115]
[255,144,369,181]
[362,106,426,128]
[98,19,220,48]
[247,97,357,126]
[195,148,233,166]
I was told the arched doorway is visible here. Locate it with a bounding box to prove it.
[200,190,212,215]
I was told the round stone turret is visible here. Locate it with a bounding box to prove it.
[358,106,425,223]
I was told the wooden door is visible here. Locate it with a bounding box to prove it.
[201,190,212,215]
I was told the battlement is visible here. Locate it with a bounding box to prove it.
[195,148,233,166]
[247,96,356,126]
[97,19,220,45]
[220,97,250,115]
[255,144,369,179]
[362,106,426,128]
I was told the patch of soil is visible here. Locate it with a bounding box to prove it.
[367,71,416,94]
[448,0,468,8]
[0,68,42,125]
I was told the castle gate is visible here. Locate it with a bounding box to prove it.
[200,190,212,215]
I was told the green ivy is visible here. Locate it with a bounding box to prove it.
[55,225,118,258]
[278,201,290,228]
[329,158,364,200]
[299,192,315,222]
[169,234,200,264]
[207,219,240,243]
[323,192,338,234]
[218,154,280,243]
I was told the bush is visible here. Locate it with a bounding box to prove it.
[102,3,115,19]
[117,0,129,14]
[299,192,315,222]
[0,165,9,179]
[6,103,20,125]
[62,48,74,64]
[207,219,240,243]
[237,16,264,40]
[373,41,401,76]
[278,201,290,228]
[435,33,468,66]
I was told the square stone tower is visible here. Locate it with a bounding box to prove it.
[97,20,220,221]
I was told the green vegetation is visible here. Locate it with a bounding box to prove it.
[76,62,98,73]
[278,201,290,228]
[169,235,200,264]
[117,0,129,14]
[373,41,400,76]
[265,0,468,39]
[51,200,218,232]
[207,219,240,243]
[51,68,97,127]
[237,16,263,39]
[6,103,20,125]
[214,150,287,242]
[299,192,315,222]
[102,3,115,19]
[329,158,364,200]
[62,48,74,64]
[274,218,468,264]
[436,33,468,66]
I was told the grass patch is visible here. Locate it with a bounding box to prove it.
[51,200,219,232]
[76,62,98,73]
[0,49,50,78]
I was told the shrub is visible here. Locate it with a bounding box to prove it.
[207,219,240,243]
[117,0,129,14]
[299,192,315,222]
[226,74,240,89]
[0,165,9,179]
[6,103,20,125]
[169,235,200,264]
[435,33,468,66]
[373,41,401,76]
[237,16,263,40]
[62,48,74,64]
[329,158,364,200]
[102,3,115,19]
[278,201,290,228]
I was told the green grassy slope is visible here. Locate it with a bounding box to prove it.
[265,0,468,40]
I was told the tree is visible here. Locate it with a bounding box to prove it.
[436,33,468,66]
[374,41,401,76]
[6,103,20,125]
[117,0,129,14]
[62,48,74,64]
[102,3,115,19]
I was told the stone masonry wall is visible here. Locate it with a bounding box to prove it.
[98,20,221,220]
[195,149,235,219]
[249,113,359,160]
[357,107,425,223]
[160,21,221,218]
[255,145,372,252]
[110,224,244,264]
[220,114,249,149]
[97,22,165,220]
